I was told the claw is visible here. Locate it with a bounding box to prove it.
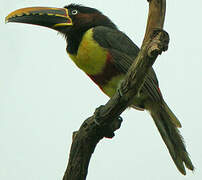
[118,88,123,97]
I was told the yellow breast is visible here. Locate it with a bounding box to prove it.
[67,28,125,99]
[68,28,108,75]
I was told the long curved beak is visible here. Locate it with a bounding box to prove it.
[5,7,73,30]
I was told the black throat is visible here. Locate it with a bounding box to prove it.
[65,29,85,55]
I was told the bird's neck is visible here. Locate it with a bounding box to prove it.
[66,30,84,55]
[65,20,117,54]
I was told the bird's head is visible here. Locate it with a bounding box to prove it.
[5,4,117,35]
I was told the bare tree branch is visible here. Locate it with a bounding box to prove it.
[143,0,166,44]
[63,0,168,179]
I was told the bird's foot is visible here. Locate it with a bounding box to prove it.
[118,88,123,97]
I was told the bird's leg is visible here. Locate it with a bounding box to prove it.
[117,79,126,97]
[117,88,124,97]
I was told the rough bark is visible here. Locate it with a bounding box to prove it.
[63,0,168,179]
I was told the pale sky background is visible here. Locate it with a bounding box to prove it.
[0,0,202,180]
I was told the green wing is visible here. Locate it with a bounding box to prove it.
[93,26,163,105]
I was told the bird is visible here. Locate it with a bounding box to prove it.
[6,4,194,175]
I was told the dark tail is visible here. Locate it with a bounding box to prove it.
[150,101,194,175]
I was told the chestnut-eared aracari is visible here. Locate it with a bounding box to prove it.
[6,4,194,175]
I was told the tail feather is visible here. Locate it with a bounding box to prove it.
[150,103,194,175]
[164,102,182,128]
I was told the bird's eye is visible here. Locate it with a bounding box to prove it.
[71,10,78,15]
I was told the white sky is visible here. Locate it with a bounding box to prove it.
[1,0,202,180]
